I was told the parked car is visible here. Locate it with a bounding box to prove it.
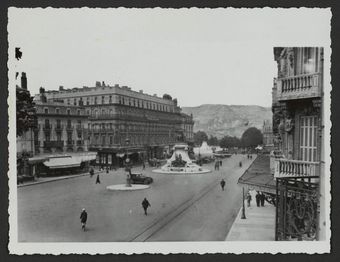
[130,173,153,185]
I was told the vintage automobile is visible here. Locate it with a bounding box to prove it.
[130,173,153,185]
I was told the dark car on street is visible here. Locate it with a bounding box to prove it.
[130,173,153,185]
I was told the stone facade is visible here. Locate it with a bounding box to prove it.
[272,47,323,161]
[272,47,324,241]
[34,90,89,154]
[40,82,194,166]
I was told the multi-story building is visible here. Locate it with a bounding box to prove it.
[30,88,96,176]
[272,47,324,241]
[41,81,194,167]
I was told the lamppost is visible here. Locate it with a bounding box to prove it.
[241,187,246,219]
[125,138,132,187]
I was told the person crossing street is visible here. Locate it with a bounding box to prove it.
[80,208,88,231]
[142,197,151,215]
[95,174,101,184]
[220,179,226,191]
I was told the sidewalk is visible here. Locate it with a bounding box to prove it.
[225,190,275,241]
[17,170,103,188]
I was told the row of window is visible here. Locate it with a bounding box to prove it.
[64,95,174,113]
[43,107,83,116]
[91,134,176,146]
[41,119,83,128]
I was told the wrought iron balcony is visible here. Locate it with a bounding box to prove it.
[276,73,321,101]
[274,159,319,178]
[43,124,51,131]
[76,125,84,131]
[76,140,84,146]
[43,140,64,148]
[55,125,64,131]
[66,125,74,131]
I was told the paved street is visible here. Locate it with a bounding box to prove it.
[18,154,255,242]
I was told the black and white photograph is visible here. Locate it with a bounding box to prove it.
[7,7,331,254]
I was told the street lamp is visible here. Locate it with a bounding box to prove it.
[125,138,132,187]
[241,187,246,219]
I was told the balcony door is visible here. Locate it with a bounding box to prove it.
[300,116,318,162]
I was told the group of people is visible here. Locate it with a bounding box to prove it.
[79,197,151,231]
[247,154,253,159]
[255,192,266,207]
[214,159,223,170]
[246,191,266,207]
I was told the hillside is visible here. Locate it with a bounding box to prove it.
[182,104,272,139]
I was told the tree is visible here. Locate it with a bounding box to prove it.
[208,135,219,146]
[16,88,36,137]
[220,135,241,149]
[194,131,208,146]
[241,127,263,148]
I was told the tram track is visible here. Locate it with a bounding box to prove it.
[128,179,220,242]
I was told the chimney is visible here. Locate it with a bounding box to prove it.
[59,85,64,91]
[96,81,101,87]
[21,72,27,90]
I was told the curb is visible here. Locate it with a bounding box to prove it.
[225,204,244,240]
[17,171,101,188]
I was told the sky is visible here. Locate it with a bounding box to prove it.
[8,8,331,107]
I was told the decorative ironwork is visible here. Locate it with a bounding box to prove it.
[276,178,318,241]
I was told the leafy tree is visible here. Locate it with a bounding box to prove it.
[16,88,36,137]
[194,131,208,146]
[241,127,263,148]
[220,135,241,148]
[207,135,219,146]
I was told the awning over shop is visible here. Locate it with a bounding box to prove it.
[28,156,49,164]
[44,157,81,169]
[238,155,276,194]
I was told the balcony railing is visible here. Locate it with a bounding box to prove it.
[76,140,84,146]
[274,159,319,178]
[276,73,321,101]
[43,124,51,131]
[55,125,64,131]
[66,125,74,131]
[44,140,64,148]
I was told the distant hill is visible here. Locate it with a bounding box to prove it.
[182,104,272,139]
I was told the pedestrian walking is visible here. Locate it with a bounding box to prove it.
[220,179,226,191]
[142,197,151,215]
[89,167,94,178]
[215,161,219,171]
[239,161,242,167]
[96,174,101,184]
[80,208,88,231]
[142,161,145,170]
[260,192,265,206]
[246,192,252,207]
[255,192,261,207]
[220,160,222,167]
[106,167,109,174]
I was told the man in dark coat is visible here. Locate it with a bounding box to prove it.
[220,179,226,191]
[255,192,261,207]
[96,174,101,184]
[142,198,151,215]
[80,208,88,231]
[260,193,265,206]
